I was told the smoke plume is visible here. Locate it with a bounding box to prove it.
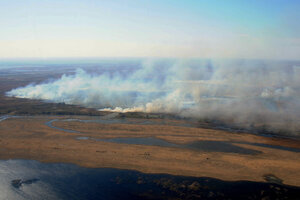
[6,59,300,136]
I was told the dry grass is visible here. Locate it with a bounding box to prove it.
[0,116,300,186]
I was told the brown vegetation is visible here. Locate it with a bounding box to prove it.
[0,67,300,187]
[0,116,299,187]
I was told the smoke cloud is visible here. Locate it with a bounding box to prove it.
[6,59,300,136]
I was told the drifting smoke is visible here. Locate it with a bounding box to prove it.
[6,59,300,136]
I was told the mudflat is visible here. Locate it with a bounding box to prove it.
[0,115,299,187]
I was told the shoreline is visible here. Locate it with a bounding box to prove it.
[0,115,300,186]
[0,158,294,186]
[2,159,300,200]
[2,113,300,141]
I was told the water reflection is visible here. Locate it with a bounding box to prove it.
[45,119,80,133]
[97,137,179,148]
[0,159,299,200]
[89,137,261,155]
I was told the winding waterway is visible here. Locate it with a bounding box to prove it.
[1,115,300,154]
[44,117,300,154]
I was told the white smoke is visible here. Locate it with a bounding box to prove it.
[6,59,300,135]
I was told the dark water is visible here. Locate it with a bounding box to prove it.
[105,137,300,154]
[0,115,20,122]
[45,117,193,134]
[77,136,90,140]
[21,117,300,155]
[184,140,261,155]
[93,137,261,155]
[46,117,261,155]
[45,119,80,134]
[46,117,300,154]
[0,160,299,200]
[233,141,300,153]
[96,137,179,148]
[62,118,192,127]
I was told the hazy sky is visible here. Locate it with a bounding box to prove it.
[0,0,299,59]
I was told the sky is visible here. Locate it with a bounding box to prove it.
[0,0,299,59]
